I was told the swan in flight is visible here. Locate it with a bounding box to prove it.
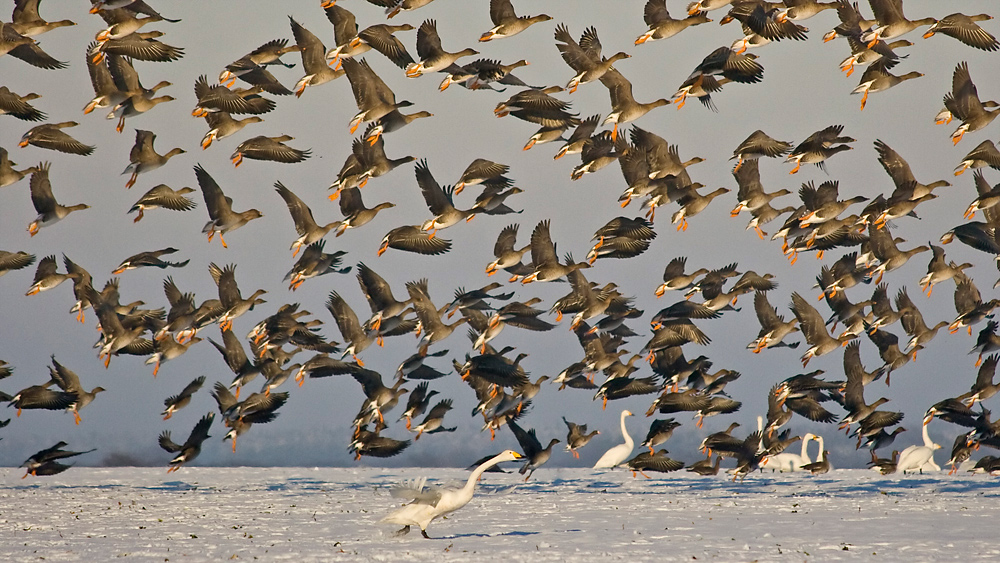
[381,449,522,538]
[593,409,634,469]
[896,421,942,474]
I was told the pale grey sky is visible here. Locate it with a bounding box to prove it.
[1,0,999,469]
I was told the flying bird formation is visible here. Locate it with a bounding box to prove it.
[4,0,1000,529]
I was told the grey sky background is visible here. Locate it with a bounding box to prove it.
[2,0,999,469]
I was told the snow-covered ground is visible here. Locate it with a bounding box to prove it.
[2,467,997,561]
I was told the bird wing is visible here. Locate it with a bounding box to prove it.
[274,181,317,236]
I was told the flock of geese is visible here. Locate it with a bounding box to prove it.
[4,0,1000,535]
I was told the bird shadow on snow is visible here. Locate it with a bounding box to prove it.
[439,530,541,540]
[6,482,127,492]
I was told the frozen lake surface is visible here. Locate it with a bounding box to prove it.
[1,467,998,561]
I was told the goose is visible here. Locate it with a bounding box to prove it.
[785,125,854,174]
[196,164,263,247]
[381,449,522,538]
[522,219,591,283]
[479,0,551,42]
[378,225,452,257]
[231,135,310,167]
[158,412,215,472]
[455,158,508,194]
[553,114,600,160]
[686,0,734,15]
[655,256,709,297]
[111,248,188,275]
[274,181,339,257]
[860,0,935,46]
[563,417,600,459]
[326,291,375,365]
[731,130,792,172]
[414,160,477,236]
[851,63,922,111]
[0,251,35,277]
[672,187,731,231]
[21,442,94,479]
[122,130,185,188]
[284,242,350,288]
[49,354,105,424]
[625,449,684,478]
[398,382,438,429]
[944,62,999,145]
[219,38,298,85]
[640,418,681,454]
[350,426,411,460]
[748,291,800,352]
[507,419,558,480]
[918,244,971,297]
[0,147,39,188]
[8,383,75,417]
[1,22,65,69]
[554,24,629,93]
[127,184,196,222]
[341,58,413,134]
[212,383,289,452]
[839,37,912,77]
[0,85,45,121]
[200,113,263,150]
[161,376,206,420]
[790,292,852,367]
[25,163,90,237]
[376,0,437,19]
[323,5,414,69]
[90,31,183,63]
[410,399,455,440]
[209,263,266,333]
[961,355,1000,407]
[406,19,479,78]
[923,13,998,52]
[355,262,410,333]
[109,93,175,133]
[776,0,838,22]
[896,421,941,474]
[801,449,831,474]
[289,16,345,97]
[687,455,721,475]
[19,122,95,156]
[636,0,711,44]
[24,255,75,296]
[366,109,433,145]
[731,161,793,219]
[593,409,634,468]
[10,1,75,37]
[407,279,468,354]
[599,69,670,141]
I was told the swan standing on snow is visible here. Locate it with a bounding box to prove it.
[896,421,942,474]
[381,449,523,538]
[766,432,816,472]
[593,409,634,469]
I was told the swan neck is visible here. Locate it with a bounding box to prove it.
[922,422,933,448]
[800,436,812,462]
[464,453,506,494]
[620,411,633,448]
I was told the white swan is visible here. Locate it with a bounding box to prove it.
[380,449,523,538]
[593,409,634,469]
[896,422,942,474]
[766,432,816,472]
